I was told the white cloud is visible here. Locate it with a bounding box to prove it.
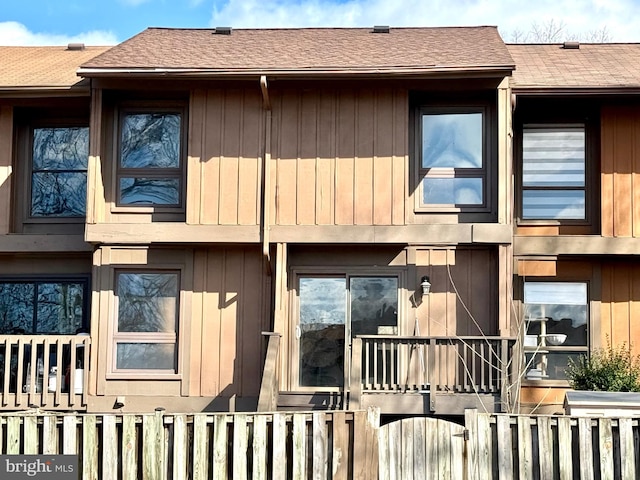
[0,21,118,46]
[209,0,640,42]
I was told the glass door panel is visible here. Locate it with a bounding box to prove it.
[298,277,346,387]
[350,277,398,336]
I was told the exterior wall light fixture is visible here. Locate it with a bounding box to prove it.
[421,276,431,297]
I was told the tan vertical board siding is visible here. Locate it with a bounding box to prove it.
[187,89,206,225]
[355,89,375,225]
[0,106,12,234]
[601,260,640,355]
[335,90,356,225]
[316,92,336,225]
[238,90,262,226]
[86,89,104,225]
[271,87,407,226]
[392,89,407,225]
[201,90,222,224]
[189,250,206,396]
[274,91,300,225]
[374,91,393,225]
[601,106,638,237]
[419,248,496,336]
[218,91,242,225]
[197,247,270,398]
[297,91,318,225]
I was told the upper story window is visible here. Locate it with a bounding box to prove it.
[522,125,586,220]
[31,127,89,218]
[117,110,184,207]
[416,105,492,213]
[0,278,89,335]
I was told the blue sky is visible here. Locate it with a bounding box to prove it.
[2,0,640,45]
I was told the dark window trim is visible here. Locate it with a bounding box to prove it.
[114,104,187,211]
[410,92,497,220]
[514,102,600,227]
[13,114,90,233]
[0,274,90,335]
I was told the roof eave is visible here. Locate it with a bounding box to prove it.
[512,85,640,96]
[0,84,92,98]
[77,65,514,80]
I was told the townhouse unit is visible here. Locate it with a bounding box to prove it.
[0,27,638,416]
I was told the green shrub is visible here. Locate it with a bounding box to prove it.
[566,343,640,392]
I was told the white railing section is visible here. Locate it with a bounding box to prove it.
[0,335,90,410]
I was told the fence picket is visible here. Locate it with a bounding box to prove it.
[83,415,98,480]
[103,415,118,479]
[272,413,286,480]
[537,416,553,480]
[212,415,228,479]
[23,416,38,454]
[252,414,268,480]
[292,413,306,480]
[6,417,20,454]
[122,414,137,480]
[313,412,328,480]
[557,416,573,480]
[598,418,614,480]
[173,414,188,480]
[618,418,636,480]
[578,417,594,480]
[517,416,533,479]
[496,415,513,479]
[42,415,57,454]
[62,415,76,454]
[233,414,248,479]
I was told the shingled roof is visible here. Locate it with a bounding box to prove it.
[0,45,110,91]
[508,43,640,90]
[79,26,514,78]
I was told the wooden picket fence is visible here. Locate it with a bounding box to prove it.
[1,408,639,479]
[0,409,379,479]
[379,409,640,479]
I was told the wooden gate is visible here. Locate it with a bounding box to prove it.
[378,417,466,479]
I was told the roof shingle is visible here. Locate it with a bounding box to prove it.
[0,46,109,89]
[508,43,640,89]
[80,27,514,76]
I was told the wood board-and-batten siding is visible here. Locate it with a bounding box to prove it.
[601,105,640,238]
[187,88,407,227]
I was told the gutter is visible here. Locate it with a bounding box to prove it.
[511,86,640,96]
[77,65,515,79]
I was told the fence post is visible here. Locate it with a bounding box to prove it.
[257,332,281,412]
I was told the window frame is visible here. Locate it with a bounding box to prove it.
[108,268,181,378]
[515,103,599,227]
[290,267,406,392]
[521,280,590,386]
[0,275,90,335]
[113,104,187,212]
[414,104,493,214]
[14,114,90,233]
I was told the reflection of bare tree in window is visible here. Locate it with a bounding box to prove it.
[31,128,88,217]
[117,273,178,333]
[119,113,181,205]
[0,282,85,334]
[120,114,180,168]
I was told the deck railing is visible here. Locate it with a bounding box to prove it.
[0,335,90,410]
[350,335,517,407]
